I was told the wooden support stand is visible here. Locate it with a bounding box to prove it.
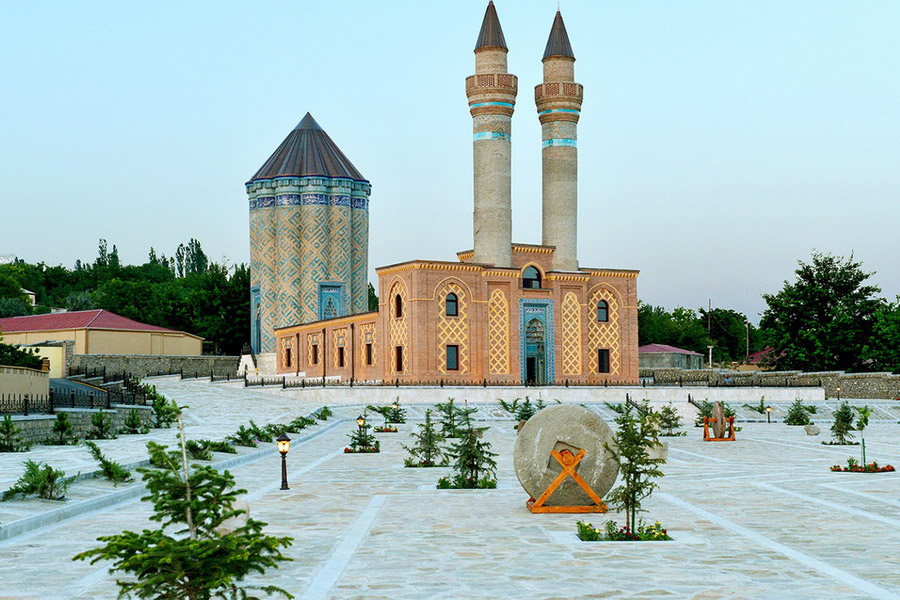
[526,448,608,514]
[703,416,736,441]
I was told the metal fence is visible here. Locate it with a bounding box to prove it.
[0,393,53,415]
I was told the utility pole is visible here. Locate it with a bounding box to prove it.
[708,345,714,369]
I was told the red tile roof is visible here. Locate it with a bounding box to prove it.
[0,309,193,336]
[639,343,703,356]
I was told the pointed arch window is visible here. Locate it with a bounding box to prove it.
[394,294,403,318]
[522,266,542,289]
[596,300,609,322]
[445,293,458,317]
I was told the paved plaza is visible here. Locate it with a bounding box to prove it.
[0,378,898,599]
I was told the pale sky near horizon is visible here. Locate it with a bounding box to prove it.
[1,1,898,323]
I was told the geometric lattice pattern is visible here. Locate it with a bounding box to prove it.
[588,287,620,375]
[561,292,582,375]
[333,328,347,369]
[488,289,509,374]
[358,321,376,368]
[276,207,303,328]
[351,207,369,314]
[388,281,408,373]
[307,332,320,366]
[436,282,469,374]
[541,121,576,141]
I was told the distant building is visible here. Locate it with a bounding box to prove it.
[0,310,202,357]
[639,344,704,370]
[268,5,640,385]
[21,289,36,305]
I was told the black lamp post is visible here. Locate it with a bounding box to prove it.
[357,414,366,432]
[276,433,291,490]
[766,406,771,424]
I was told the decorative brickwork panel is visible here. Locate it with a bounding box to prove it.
[488,289,510,374]
[276,206,303,329]
[388,281,408,373]
[358,322,376,367]
[351,207,369,314]
[436,283,469,374]
[329,202,352,298]
[332,328,347,369]
[561,292,582,375]
[306,332,320,366]
[252,207,277,353]
[588,287,620,375]
[300,205,330,325]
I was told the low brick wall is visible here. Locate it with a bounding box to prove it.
[8,406,155,445]
[69,354,239,379]
[640,368,900,400]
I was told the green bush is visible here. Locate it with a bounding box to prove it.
[87,411,116,440]
[784,399,813,426]
[198,439,237,454]
[227,426,258,447]
[148,386,179,428]
[2,460,71,500]
[184,440,213,461]
[85,441,133,486]
[120,409,149,434]
[440,410,496,489]
[285,416,316,433]
[0,415,29,452]
[247,420,273,443]
[402,410,447,467]
[313,406,332,420]
[47,412,75,445]
[657,404,685,436]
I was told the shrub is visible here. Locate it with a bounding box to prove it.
[87,411,116,440]
[402,409,447,467]
[199,439,237,454]
[437,474,496,489]
[84,441,133,485]
[577,519,672,542]
[314,406,332,420]
[604,402,625,415]
[657,403,685,436]
[347,414,378,453]
[743,397,768,415]
[184,440,213,461]
[48,412,75,445]
[148,386,179,428]
[0,415,29,452]
[261,423,285,439]
[146,441,181,469]
[435,398,464,438]
[827,401,856,444]
[247,421,272,443]
[227,426,258,448]
[441,410,497,488]
[121,409,148,434]
[285,416,316,433]
[784,399,813,426]
[2,460,71,500]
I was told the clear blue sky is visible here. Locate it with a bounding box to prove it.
[2,1,898,322]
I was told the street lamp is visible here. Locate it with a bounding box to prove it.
[392,401,399,411]
[766,406,772,424]
[276,433,291,490]
[836,386,841,402]
[357,414,366,430]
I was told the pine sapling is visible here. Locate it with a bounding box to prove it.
[88,411,116,440]
[439,410,497,488]
[2,460,71,501]
[51,412,75,445]
[0,415,29,452]
[402,410,446,467]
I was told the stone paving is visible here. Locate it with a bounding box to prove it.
[0,378,897,599]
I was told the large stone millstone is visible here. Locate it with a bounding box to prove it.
[513,404,619,507]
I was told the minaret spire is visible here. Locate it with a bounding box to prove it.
[467,2,517,268]
[536,9,583,271]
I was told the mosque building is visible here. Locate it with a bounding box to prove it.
[250,2,639,384]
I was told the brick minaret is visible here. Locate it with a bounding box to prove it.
[536,10,582,272]
[466,1,517,268]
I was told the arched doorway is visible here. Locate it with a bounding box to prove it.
[524,317,546,385]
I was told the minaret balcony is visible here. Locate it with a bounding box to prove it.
[465,73,518,93]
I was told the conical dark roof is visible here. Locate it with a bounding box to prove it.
[475,1,507,50]
[543,10,574,60]
[249,113,367,182]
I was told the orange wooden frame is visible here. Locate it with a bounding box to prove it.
[703,416,736,441]
[526,448,609,514]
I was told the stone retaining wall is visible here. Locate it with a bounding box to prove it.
[9,406,155,445]
[69,354,239,379]
[640,368,900,400]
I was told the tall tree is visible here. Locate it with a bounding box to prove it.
[760,252,883,371]
[861,299,900,373]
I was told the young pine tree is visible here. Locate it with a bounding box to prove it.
[435,398,463,438]
[51,412,75,445]
[74,415,294,600]
[347,414,379,453]
[604,403,666,532]
[828,401,856,445]
[784,399,812,426]
[440,410,497,488]
[402,410,446,467]
[657,403,684,436]
[0,415,29,452]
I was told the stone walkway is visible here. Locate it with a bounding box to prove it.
[0,378,897,599]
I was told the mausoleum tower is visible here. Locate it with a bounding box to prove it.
[466,1,517,268]
[246,113,371,355]
[536,10,582,272]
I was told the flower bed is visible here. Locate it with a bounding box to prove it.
[373,426,398,433]
[577,520,672,542]
[821,441,859,446]
[404,458,447,468]
[830,460,894,473]
[343,445,380,454]
[436,475,497,489]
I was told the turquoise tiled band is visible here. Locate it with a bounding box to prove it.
[470,102,515,108]
[542,138,577,148]
[538,108,580,115]
[473,131,511,141]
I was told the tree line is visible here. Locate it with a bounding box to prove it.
[0,240,249,356]
[639,252,899,373]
